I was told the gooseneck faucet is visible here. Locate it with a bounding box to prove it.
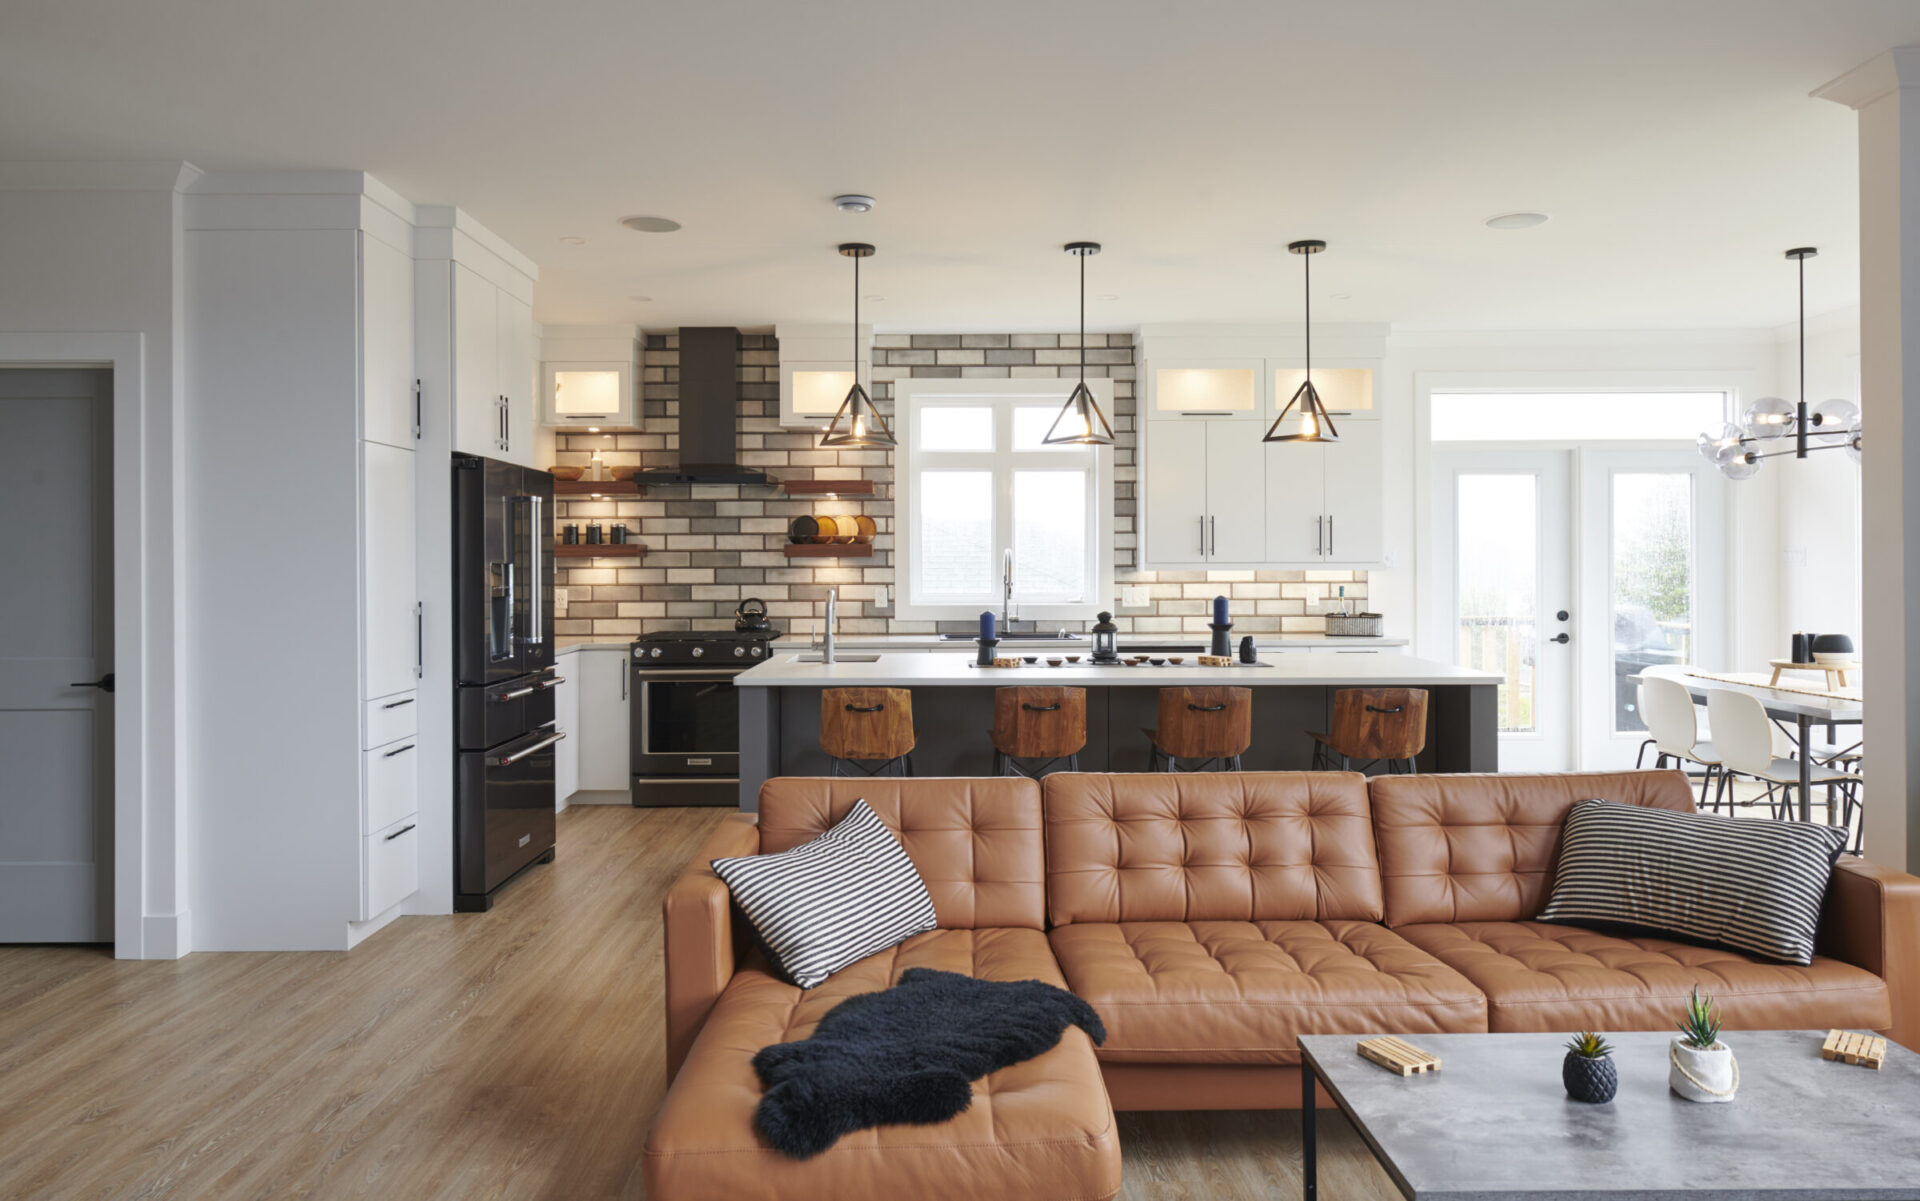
[1000,547,1014,633]
[821,587,837,665]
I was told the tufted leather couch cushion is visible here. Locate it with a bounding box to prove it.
[644,927,1120,1201]
[757,777,1046,931]
[1395,921,1891,1035]
[1368,770,1695,927]
[1049,920,1486,1064]
[1042,772,1383,926]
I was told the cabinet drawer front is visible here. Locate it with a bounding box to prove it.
[361,817,419,920]
[364,737,420,835]
[364,691,419,750]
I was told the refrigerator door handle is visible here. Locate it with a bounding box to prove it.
[527,494,545,648]
[491,731,564,767]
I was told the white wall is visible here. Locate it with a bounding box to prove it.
[1773,308,1864,650]
[0,163,194,957]
[1383,329,1784,672]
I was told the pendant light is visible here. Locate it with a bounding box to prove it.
[1263,239,1340,444]
[1699,247,1862,478]
[1042,241,1117,445]
[820,242,894,448]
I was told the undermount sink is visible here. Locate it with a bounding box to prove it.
[794,653,881,663]
[939,632,1082,641]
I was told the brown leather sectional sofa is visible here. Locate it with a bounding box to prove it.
[644,770,1920,1201]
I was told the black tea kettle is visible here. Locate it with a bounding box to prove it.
[734,597,772,633]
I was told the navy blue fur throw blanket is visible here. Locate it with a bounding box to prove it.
[751,967,1105,1159]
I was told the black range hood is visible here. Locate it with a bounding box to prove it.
[630,326,772,486]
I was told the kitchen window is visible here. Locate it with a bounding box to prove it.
[895,377,1114,621]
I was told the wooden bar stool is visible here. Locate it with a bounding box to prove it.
[989,687,1087,778]
[821,688,915,777]
[1308,688,1428,774]
[1143,686,1252,772]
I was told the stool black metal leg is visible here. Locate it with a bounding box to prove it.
[1302,1058,1317,1200]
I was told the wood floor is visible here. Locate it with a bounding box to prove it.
[0,805,1401,1201]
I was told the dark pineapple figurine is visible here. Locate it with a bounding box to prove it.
[1562,1031,1618,1103]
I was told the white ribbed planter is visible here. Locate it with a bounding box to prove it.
[1669,1038,1738,1103]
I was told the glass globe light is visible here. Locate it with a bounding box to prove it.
[1742,397,1795,440]
[1715,442,1762,480]
[1812,398,1860,436]
[1847,418,1863,464]
[1696,422,1742,461]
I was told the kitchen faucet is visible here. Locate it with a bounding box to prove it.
[1000,547,1014,632]
[822,587,837,665]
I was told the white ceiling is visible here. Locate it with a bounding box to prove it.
[3,0,1915,331]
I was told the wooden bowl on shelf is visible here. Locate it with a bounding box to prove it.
[548,465,585,481]
[829,515,859,544]
[852,514,878,543]
[812,515,840,544]
[789,515,819,544]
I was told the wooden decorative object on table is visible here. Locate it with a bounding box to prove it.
[1198,654,1234,667]
[992,657,1022,668]
[1356,1037,1441,1076]
[1767,658,1858,690]
[1822,1029,1886,1069]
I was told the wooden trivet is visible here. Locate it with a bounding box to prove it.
[1822,1029,1885,1069]
[1198,654,1234,667]
[990,657,1021,668]
[1356,1036,1441,1076]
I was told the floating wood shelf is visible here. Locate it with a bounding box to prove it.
[555,543,645,558]
[781,478,876,496]
[783,543,875,558]
[555,480,645,497]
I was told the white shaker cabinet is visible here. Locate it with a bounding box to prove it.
[362,232,418,450]
[1143,421,1266,565]
[362,441,421,702]
[1319,420,1384,564]
[451,263,539,467]
[573,647,632,797]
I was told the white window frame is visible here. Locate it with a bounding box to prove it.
[895,376,1114,622]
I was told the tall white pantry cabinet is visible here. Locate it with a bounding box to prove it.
[185,174,423,950]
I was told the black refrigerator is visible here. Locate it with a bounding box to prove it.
[453,455,561,912]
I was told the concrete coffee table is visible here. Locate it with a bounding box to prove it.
[1298,1031,1920,1200]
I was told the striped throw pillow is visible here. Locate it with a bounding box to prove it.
[1537,799,1847,965]
[712,800,937,989]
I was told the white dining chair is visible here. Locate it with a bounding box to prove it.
[1640,674,1725,811]
[1705,687,1861,842]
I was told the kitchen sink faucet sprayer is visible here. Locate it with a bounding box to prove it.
[1001,547,1015,632]
[821,588,837,665]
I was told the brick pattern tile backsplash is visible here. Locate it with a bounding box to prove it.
[552,331,1366,641]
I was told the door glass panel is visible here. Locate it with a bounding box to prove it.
[552,369,621,416]
[1610,473,1694,733]
[1012,471,1088,601]
[1456,474,1538,733]
[917,471,994,597]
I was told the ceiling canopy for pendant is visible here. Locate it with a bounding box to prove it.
[1698,247,1860,478]
[1042,241,1117,446]
[1264,239,1340,444]
[819,242,895,449]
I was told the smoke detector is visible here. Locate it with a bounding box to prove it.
[834,194,876,213]
[619,215,682,233]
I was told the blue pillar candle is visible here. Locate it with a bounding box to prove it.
[1212,595,1230,626]
[980,610,996,641]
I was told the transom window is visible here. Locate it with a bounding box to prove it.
[1431,391,1730,442]
[895,378,1114,621]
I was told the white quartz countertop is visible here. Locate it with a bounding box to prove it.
[734,651,1498,688]
[556,633,1407,652]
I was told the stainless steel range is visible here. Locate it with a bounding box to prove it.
[630,629,780,807]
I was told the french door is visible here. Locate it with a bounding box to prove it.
[1433,448,1725,771]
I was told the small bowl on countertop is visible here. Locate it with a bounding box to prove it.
[1149,657,1167,667]
[1065,654,1081,663]
[1046,657,1064,667]
[1167,656,1185,665]
[1022,655,1038,665]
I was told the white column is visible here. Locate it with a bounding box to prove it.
[1817,49,1920,869]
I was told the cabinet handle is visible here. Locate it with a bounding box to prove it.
[384,823,416,842]
[1327,514,1335,557]
[1179,411,1234,417]
[1199,515,1207,556]
[1210,515,1217,557]
[381,697,415,711]
[383,742,416,758]
[620,661,628,701]
[412,379,423,441]
[414,601,424,679]
[1315,515,1323,556]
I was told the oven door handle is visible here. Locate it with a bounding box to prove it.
[489,731,564,767]
[632,667,754,677]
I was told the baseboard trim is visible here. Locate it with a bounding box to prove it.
[136,909,192,960]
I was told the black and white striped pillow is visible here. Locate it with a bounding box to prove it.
[712,800,937,989]
[1537,799,1847,965]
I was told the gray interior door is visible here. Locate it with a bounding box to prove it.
[0,368,113,942]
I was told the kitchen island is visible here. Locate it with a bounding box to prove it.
[732,651,1502,810]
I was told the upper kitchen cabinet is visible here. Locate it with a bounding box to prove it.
[1262,420,1384,564]
[1146,359,1264,421]
[775,322,870,430]
[1143,420,1265,565]
[361,232,418,449]
[540,325,640,429]
[1273,365,1376,419]
[450,263,538,466]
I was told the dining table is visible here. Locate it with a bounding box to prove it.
[1638,663,1861,823]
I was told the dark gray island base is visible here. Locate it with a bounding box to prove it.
[734,652,1499,810]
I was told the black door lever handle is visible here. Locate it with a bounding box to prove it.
[70,673,115,693]
[1550,633,1570,645]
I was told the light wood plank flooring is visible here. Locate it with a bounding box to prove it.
[0,805,1399,1201]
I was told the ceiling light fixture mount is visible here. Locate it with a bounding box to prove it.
[1485,211,1550,231]
[1042,242,1117,446]
[1698,246,1861,479]
[819,242,894,449]
[833,194,876,213]
[1264,240,1340,445]
[618,215,682,233]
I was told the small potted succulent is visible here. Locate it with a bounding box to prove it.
[1562,1031,1617,1103]
[1668,986,1737,1103]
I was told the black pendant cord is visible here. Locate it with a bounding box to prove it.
[1304,246,1312,384]
[853,253,861,392]
[1079,248,1087,389]
[1795,251,1807,460]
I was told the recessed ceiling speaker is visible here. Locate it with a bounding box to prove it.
[619,215,682,233]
